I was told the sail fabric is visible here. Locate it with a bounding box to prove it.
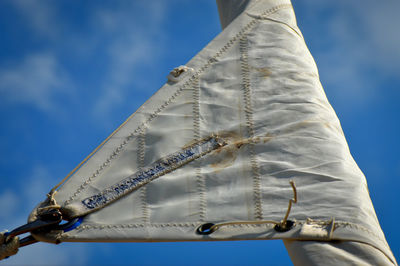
[29,0,396,264]
[284,240,395,265]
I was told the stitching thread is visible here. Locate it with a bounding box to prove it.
[192,77,201,141]
[138,128,149,224]
[240,35,263,220]
[192,77,206,222]
[72,220,388,245]
[245,13,302,38]
[63,4,291,207]
[77,137,225,213]
[76,223,198,230]
[334,222,389,246]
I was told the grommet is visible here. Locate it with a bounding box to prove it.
[274,220,294,232]
[196,223,216,235]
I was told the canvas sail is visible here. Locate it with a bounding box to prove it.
[3,0,395,264]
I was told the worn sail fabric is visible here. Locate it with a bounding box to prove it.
[284,240,395,265]
[29,0,396,264]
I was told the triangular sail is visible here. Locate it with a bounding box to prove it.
[22,0,396,264]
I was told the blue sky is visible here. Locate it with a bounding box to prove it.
[0,0,399,265]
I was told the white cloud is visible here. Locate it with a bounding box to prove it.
[0,190,19,222]
[5,242,89,266]
[297,0,399,111]
[0,165,57,229]
[91,1,168,122]
[24,165,57,205]
[8,0,59,39]
[356,1,400,74]
[0,53,73,113]
[0,165,90,265]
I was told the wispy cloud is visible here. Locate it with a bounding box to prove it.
[0,165,89,265]
[6,242,89,266]
[91,1,168,123]
[356,1,400,74]
[0,53,73,113]
[298,0,400,111]
[8,0,59,39]
[0,190,19,223]
[0,165,56,228]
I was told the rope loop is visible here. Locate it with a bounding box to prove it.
[196,180,297,235]
[37,190,61,216]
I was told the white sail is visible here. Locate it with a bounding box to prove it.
[13,0,396,264]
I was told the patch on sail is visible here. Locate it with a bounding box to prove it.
[80,136,226,212]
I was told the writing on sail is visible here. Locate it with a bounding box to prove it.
[80,136,226,211]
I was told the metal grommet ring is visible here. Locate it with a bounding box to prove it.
[196,223,216,235]
[274,220,295,232]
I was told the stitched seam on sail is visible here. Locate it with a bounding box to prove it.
[240,35,263,220]
[192,77,201,141]
[76,223,199,229]
[138,128,149,224]
[75,137,225,213]
[192,77,206,222]
[64,4,290,206]
[71,221,285,230]
[246,12,302,38]
[334,222,388,246]
[74,222,278,230]
[71,220,388,244]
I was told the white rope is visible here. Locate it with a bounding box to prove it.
[199,180,297,234]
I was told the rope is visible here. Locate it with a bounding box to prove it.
[0,232,19,260]
[281,180,297,228]
[37,191,61,215]
[198,180,297,234]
